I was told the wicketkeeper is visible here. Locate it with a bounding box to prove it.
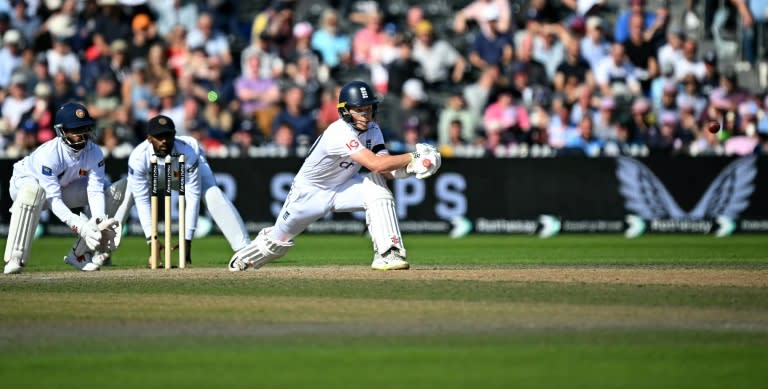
[119,115,252,264]
[3,102,123,274]
[229,80,441,272]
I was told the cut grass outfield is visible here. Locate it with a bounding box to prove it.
[0,234,767,388]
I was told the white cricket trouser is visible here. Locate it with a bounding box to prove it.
[272,175,367,241]
[10,175,91,210]
[199,159,250,251]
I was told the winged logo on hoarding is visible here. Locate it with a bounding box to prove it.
[616,155,757,220]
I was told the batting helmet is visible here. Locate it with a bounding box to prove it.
[337,80,379,125]
[54,102,95,150]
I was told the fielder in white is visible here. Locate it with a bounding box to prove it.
[119,114,251,264]
[3,102,122,274]
[229,80,441,272]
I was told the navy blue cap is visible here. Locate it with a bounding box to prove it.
[147,115,176,136]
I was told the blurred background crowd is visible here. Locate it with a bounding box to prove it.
[0,0,767,159]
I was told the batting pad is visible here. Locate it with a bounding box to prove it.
[362,173,405,256]
[4,183,45,265]
[205,186,250,251]
[236,227,294,269]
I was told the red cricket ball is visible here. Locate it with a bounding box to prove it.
[706,121,721,134]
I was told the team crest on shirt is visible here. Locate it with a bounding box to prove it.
[75,109,85,118]
[79,169,88,176]
[42,166,53,176]
[98,159,105,167]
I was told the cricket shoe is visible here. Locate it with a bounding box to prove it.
[64,250,100,272]
[371,250,410,271]
[228,248,253,272]
[228,256,251,272]
[4,258,24,274]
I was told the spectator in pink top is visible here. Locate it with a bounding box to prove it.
[483,87,530,143]
[352,9,387,66]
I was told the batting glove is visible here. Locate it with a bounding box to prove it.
[409,143,441,179]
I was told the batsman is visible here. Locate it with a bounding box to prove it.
[119,115,252,265]
[3,102,123,274]
[229,80,441,272]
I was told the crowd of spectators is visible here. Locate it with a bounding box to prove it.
[0,0,767,160]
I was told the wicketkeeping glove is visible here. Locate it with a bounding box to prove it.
[95,217,119,253]
[71,214,102,251]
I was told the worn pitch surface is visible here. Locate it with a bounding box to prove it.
[2,266,767,338]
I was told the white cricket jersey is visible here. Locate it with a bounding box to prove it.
[127,136,202,240]
[295,119,387,189]
[12,138,107,227]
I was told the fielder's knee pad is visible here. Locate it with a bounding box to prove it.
[105,178,128,218]
[106,178,129,248]
[70,236,91,258]
[4,183,45,264]
[362,174,405,256]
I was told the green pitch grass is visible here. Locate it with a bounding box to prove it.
[1,234,767,388]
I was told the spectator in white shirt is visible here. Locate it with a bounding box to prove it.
[579,16,611,71]
[0,29,23,88]
[656,29,685,73]
[594,42,641,97]
[46,35,80,80]
[186,12,231,65]
[673,38,706,81]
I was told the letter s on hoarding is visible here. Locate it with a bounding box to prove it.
[394,177,425,218]
[393,173,467,220]
[435,173,466,219]
[271,173,295,217]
